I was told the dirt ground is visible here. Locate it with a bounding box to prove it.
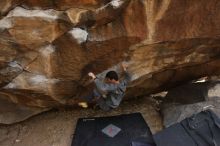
[0,97,163,146]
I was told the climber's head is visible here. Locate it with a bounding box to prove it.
[105,71,119,83]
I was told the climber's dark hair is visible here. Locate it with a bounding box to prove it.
[105,71,119,81]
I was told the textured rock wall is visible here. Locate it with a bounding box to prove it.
[0,0,220,123]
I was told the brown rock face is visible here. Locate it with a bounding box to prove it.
[0,30,34,87]
[0,94,49,124]
[0,0,12,16]
[0,31,17,68]
[8,17,71,49]
[21,0,110,10]
[152,0,220,42]
[0,0,15,18]
[0,0,220,124]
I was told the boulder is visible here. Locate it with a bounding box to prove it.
[0,94,50,124]
[162,81,220,127]
[0,0,220,123]
[162,99,220,128]
[0,30,37,87]
[164,81,220,104]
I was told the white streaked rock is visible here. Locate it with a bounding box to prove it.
[4,83,17,89]
[8,61,23,70]
[110,0,123,8]
[96,0,123,12]
[0,6,63,30]
[69,28,88,43]
[7,7,61,20]
[4,73,60,90]
[39,45,56,57]
[30,75,48,85]
[0,17,12,29]
[29,75,59,85]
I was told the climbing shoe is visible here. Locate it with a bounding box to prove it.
[78,102,88,108]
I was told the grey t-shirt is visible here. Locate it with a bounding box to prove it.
[94,71,131,108]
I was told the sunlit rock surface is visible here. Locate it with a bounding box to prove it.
[0,0,220,124]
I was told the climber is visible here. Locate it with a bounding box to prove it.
[78,62,132,111]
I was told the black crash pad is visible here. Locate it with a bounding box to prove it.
[71,113,155,146]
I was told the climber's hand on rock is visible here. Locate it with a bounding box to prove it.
[121,62,128,71]
[88,72,96,79]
